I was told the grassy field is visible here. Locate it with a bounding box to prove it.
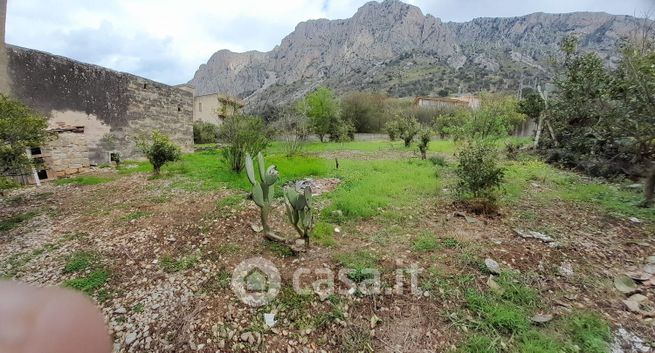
[2,137,652,353]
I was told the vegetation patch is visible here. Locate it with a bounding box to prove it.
[335,250,379,282]
[159,254,199,273]
[54,176,113,186]
[0,211,37,233]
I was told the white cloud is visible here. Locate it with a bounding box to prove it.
[5,0,653,84]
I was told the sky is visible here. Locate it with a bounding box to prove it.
[5,0,653,85]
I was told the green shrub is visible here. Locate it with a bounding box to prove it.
[386,114,420,147]
[0,94,49,177]
[455,141,505,206]
[0,176,19,195]
[417,128,432,160]
[136,131,181,175]
[217,114,269,173]
[193,121,219,144]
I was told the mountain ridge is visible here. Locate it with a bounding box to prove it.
[189,0,650,111]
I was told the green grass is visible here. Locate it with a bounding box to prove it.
[311,221,336,247]
[335,250,379,282]
[458,335,498,353]
[63,251,95,274]
[159,254,199,273]
[216,243,241,255]
[61,250,109,297]
[200,269,232,293]
[118,150,331,191]
[323,159,439,221]
[64,268,109,295]
[412,232,461,252]
[0,211,37,232]
[265,240,295,258]
[54,176,113,186]
[120,211,151,222]
[504,159,655,222]
[563,312,611,353]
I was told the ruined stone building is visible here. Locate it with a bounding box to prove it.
[0,0,194,184]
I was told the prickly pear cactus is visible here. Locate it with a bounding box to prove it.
[283,185,314,247]
[245,153,278,235]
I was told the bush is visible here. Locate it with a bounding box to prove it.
[217,114,269,173]
[271,108,310,157]
[386,114,420,147]
[0,94,49,177]
[417,128,432,160]
[302,87,340,142]
[455,141,505,209]
[0,176,19,195]
[340,91,388,133]
[193,122,219,144]
[136,131,181,175]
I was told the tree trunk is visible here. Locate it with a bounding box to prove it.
[533,114,545,149]
[545,120,559,147]
[643,163,655,208]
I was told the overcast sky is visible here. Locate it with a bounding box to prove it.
[6,0,653,85]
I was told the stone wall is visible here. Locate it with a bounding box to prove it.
[5,45,193,164]
[42,131,91,178]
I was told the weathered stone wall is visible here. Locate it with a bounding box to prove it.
[5,45,193,164]
[42,131,91,178]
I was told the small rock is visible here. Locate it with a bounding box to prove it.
[125,332,137,346]
[264,313,276,328]
[334,227,341,234]
[485,258,501,275]
[250,223,263,233]
[115,307,127,314]
[530,314,554,323]
[629,217,642,224]
[559,262,574,277]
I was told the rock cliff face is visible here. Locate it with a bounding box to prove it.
[189,0,649,110]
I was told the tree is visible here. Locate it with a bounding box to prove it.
[304,87,340,142]
[451,94,526,141]
[417,128,432,160]
[386,113,421,147]
[218,114,270,173]
[0,94,49,177]
[136,131,181,175]
[341,91,387,133]
[611,37,655,207]
[517,90,545,122]
[271,106,310,157]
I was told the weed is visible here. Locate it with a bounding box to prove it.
[339,324,373,353]
[311,221,336,247]
[199,269,232,294]
[120,211,150,222]
[63,251,95,274]
[412,231,440,252]
[265,240,294,258]
[217,194,244,209]
[335,250,379,282]
[458,334,498,353]
[159,254,198,273]
[466,290,530,334]
[216,243,240,256]
[64,268,109,295]
[0,211,37,232]
[517,331,565,353]
[429,155,448,167]
[132,303,145,313]
[54,176,112,186]
[563,312,611,353]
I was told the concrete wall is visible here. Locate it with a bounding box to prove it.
[5,45,193,164]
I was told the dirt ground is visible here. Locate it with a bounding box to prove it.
[1,168,654,353]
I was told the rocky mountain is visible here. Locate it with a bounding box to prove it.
[189,0,649,111]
